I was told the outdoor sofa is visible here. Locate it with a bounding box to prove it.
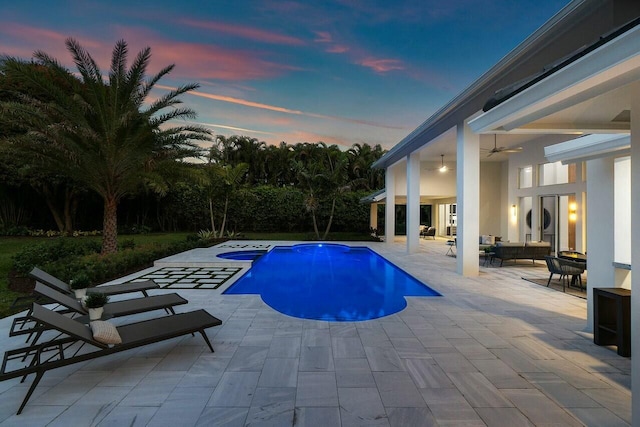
[492,241,551,266]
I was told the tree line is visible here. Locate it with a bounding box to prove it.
[0,39,385,253]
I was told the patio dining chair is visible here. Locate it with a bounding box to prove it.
[1,303,222,415]
[544,256,585,292]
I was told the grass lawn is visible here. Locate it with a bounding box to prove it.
[0,231,374,318]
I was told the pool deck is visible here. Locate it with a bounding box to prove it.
[0,239,631,426]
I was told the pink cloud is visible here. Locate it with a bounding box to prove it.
[0,23,106,62]
[157,85,404,130]
[326,45,349,53]
[313,31,333,43]
[180,19,305,46]
[358,58,405,73]
[118,27,299,81]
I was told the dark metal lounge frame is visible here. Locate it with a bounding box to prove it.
[30,267,160,297]
[1,303,222,415]
[10,283,188,343]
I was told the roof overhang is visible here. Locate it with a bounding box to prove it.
[544,134,630,164]
[469,21,640,134]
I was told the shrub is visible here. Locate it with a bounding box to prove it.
[84,292,109,308]
[42,238,203,284]
[69,273,91,290]
[12,238,102,275]
[119,238,136,250]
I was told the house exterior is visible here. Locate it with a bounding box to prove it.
[371,0,640,422]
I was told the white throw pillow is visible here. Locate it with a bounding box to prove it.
[90,321,122,345]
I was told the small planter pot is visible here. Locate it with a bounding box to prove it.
[74,288,87,299]
[88,307,104,321]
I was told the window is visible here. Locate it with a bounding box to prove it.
[519,166,532,188]
[538,162,576,186]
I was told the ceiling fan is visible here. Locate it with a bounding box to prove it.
[423,154,454,172]
[485,135,523,157]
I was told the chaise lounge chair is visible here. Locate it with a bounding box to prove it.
[10,283,188,343]
[30,267,159,297]
[1,303,222,414]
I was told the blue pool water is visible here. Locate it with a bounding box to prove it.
[217,250,266,261]
[223,243,440,321]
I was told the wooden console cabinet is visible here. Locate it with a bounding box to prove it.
[593,288,631,357]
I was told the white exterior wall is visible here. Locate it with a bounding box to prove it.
[479,162,504,236]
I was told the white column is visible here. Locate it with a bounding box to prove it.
[369,204,378,231]
[407,152,421,253]
[585,156,615,332]
[630,82,640,426]
[456,120,480,276]
[385,165,396,245]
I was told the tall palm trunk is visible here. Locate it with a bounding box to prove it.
[220,196,229,237]
[208,198,216,232]
[102,196,118,254]
[321,198,337,240]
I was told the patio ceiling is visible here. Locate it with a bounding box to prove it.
[469,21,640,136]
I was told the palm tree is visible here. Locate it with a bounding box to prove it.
[0,39,209,253]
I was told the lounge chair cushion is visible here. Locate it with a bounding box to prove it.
[90,321,122,345]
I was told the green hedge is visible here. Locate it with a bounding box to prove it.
[11,237,203,286]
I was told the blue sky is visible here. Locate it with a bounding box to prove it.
[1,0,570,149]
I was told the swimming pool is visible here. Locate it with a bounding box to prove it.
[223,243,440,321]
[216,250,266,261]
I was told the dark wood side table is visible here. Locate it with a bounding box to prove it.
[593,287,631,357]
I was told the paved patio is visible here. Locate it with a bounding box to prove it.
[0,239,631,426]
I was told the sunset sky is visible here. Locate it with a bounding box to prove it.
[1,0,570,149]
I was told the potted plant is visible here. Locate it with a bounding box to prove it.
[69,273,91,299]
[84,292,109,320]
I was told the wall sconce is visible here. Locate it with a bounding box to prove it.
[511,204,517,218]
[569,202,577,222]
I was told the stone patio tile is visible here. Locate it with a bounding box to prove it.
[330,323,358,337]
[332,337,366,358]
[420,387,485,425]
[296,372,338,407]
[300,346,335,372]
[358,329,392,347]
[389,337,430,359]
[335,358,376,388]
[195,407,248,427]
[489,348,544,373]
[96,406,158,426]
[582,387,632,424]
[240,328,275,346]
[146,386,212,427]
[177,354,230,387]
[448,338,497,360]
[431,351,476,373]
[475,407,534,427]
[403,358,453,388]
[447,372,513,407]
[381,321,415,338]
[501,388,584,426]
[302,329,331,346]
[569,407,630,427]
[245,387,295,426]
[293,407,341,427]
[226,346,268,372]
[386,407,437,427]
[470,359,533,389]
[338,387,388,426]
[207,371,260,407]
[373,371,426,407]
[268,336,301,358]
[364,346,404,371]
[258,358,299,387]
